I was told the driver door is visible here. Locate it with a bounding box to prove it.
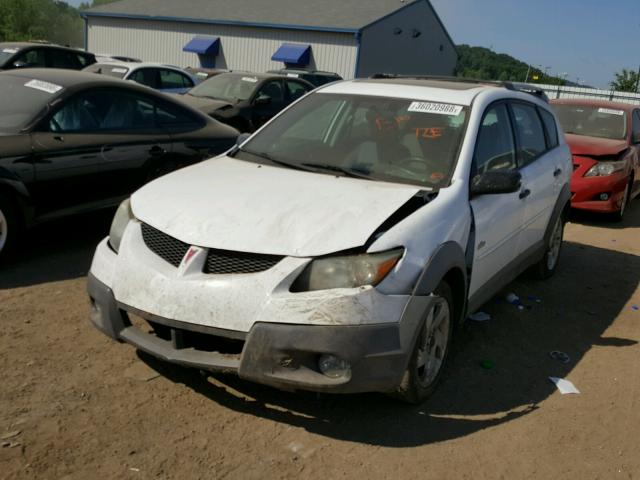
[469,102,526,298]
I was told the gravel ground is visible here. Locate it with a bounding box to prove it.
[1,205,639,479]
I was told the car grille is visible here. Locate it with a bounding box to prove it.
[141,223,190,267]
[204,249,283,274]
[141,223,283,273]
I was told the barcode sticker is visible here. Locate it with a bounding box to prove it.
[598,108,624,116]
[2,48,18,54]
[242,76,258,83]
[24,79,63,94]
[111,67,128,74]
[408,102,463,116]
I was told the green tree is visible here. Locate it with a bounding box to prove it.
[610,69,639,92]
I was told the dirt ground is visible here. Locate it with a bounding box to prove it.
[1,204,639,480]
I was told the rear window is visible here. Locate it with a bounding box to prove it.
[0,75,61,132]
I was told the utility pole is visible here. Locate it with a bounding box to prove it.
[524,64,531,83]
[636,63,640,93]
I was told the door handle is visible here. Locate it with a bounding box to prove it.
[149,146,166,157]
[53,135,64,142]
[553,168,562,177]
[519,189,531,200]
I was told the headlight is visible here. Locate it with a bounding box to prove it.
[584,161,625,177]
[291,248,404,292]
[108,198,133,253]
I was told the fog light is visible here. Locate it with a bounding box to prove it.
[318,354,351,379]
[599,193,610,201]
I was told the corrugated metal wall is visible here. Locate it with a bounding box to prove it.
[87,17,358,79]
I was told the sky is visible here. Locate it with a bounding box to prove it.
[62,0,638,88]
[430,0,640,88]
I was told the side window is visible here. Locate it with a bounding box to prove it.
[632,110,640,142]
[129,69,158,89]
[159,69,193,89]
[14,49,46,67]
[49,89,161,132]
[256,80,284,104]
[49,50,81,69]
[539,108,559,149]
[511,102,547,166]
[76,53,91,68]
[285,80,309,102]
[155,100,203,129]
[474,103,517,174]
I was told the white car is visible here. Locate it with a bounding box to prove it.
[83,61,197,94]
[87,76,572,403]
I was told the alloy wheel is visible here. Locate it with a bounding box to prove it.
[546,217,563,271]
[416,297,450,387]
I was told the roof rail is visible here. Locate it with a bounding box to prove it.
[368,74,549,102]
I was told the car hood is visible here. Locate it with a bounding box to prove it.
[176,94,234,113]
[565,133,628,157]
[131,156,421,257]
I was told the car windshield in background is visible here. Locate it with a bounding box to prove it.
[0,75,58,132]
[188,74,258,102]
[554,104,627,140]
[236,93,468,188]
[84,63,129,79]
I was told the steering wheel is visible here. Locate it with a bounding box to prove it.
[394,155,445,182]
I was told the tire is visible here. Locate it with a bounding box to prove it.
[395,281,454,404]
[532,214,564,279]
[0,193,20,262]
[611,180,631,222]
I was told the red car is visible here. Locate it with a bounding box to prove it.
[551,99,640,220]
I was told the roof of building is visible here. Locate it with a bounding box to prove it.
[84,0,434,32]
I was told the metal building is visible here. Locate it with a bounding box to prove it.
[82,0,457,80]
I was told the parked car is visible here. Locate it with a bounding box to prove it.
[84,62,198,94]
[95,54,142,63]
[551,99,640,220]
[0,42,96,71]
[267,68,342,87]
[184,66,228,82]
[175,72,314,132]
[87,76,572,403]
[0,68,238,259]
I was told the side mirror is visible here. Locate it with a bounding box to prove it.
[254,94,271,106]
[470,170,522,196]
[235,132,251,146]
[12,61,27,69]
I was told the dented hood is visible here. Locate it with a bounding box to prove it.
[565,133,628,157]
[131,156,420,257]
[174,94,234,114]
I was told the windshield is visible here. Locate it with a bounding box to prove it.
[0,47,19,68]
[235,93,468,188]
[0,75,60,132]
[84,63,129,79]
[189,74,259,102]
[553,104,628,140]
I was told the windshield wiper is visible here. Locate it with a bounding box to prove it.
[240,149,315,172]
[301,163,373,180]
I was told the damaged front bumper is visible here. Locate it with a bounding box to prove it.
[87,273,429,394]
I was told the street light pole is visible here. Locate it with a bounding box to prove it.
[524,64,531,83]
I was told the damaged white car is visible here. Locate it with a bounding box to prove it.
[88,76,572,403]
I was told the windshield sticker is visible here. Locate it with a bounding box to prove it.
[408,102,463,116]
[286,73,299,78]
[24,79,63,94]
[2,48,18,54]
[415,127,444,139]
[241,76,258,83]
[196,72,208,77]
[111,67,128,74]
[598,108,624,116]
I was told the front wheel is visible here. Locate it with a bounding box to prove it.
[395,282,453,404]
[532,214,564,279]
[612,180,632,222]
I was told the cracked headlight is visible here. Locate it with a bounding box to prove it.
[108,198,133,253]
[291,248,404,292]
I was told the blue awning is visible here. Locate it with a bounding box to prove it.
[271,43,311,66]
[183,36,220,56]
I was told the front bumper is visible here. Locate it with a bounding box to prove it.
[88,273,426,393]
[570,172,628,213]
